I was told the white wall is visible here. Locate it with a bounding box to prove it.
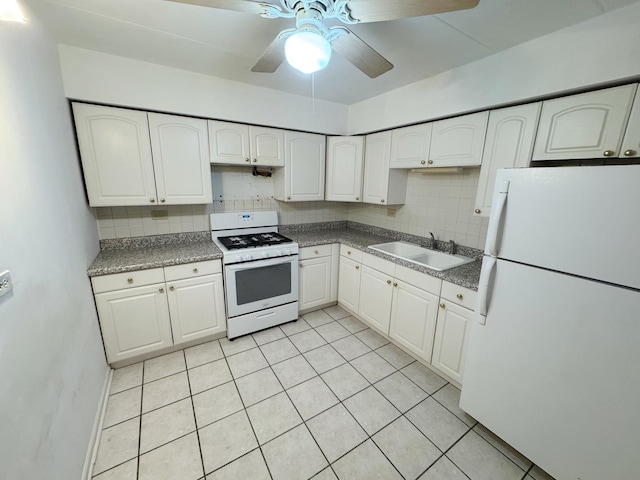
[348,2,640,134]
[0,11,108,479]
[58,45,349,135]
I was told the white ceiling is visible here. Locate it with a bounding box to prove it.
[23,0,640,105]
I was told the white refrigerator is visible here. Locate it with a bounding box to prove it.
[459,165,640,480]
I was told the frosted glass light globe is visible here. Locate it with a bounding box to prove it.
[284,31,332,74]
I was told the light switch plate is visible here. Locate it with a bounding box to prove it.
[0,270,12,298]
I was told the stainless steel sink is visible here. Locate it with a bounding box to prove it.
[368,241,474,271]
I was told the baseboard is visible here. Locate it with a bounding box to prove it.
[81,367,113,480]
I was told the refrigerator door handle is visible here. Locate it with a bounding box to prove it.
[475,256,497,325]
[486,181,510,257]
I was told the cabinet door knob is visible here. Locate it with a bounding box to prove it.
[315,250,319,255]
[355,265,360,270]
[603,150,615,157]
[355,196,360,201]
[474,209,481,214]
[127,278,133,284]
[150,198,155,203]
[380,199,385,203]
[428,160,434,165]
[245,157,250,162]
[624,149,637,157]
[347,251,351,255]
[420,160,426,165]
[253,158,257,163]
[393,282,398,287]
[440,303,446,308]
[287,196,291,200]
[299,263,303,268]
[193,268,198,273]
[169,286,174,291]
[159,287,165,293]
[160,198,165,203]
[457,293,463,300]
[387,279,391,285]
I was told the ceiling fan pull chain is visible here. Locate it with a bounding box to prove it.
[312,73,316,115]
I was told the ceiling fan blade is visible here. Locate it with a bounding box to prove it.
[251,35,286,73]
[331,28,393,78]
[163,0,267,15]
[347,0,480,23]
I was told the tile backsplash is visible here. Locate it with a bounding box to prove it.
[95,166,488,250]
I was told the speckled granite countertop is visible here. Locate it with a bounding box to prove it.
[281,223,483,291]
[88,232,222,277]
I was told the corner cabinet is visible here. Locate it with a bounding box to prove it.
[92,260,226,365]
[325,136,364,202]
[474,103,541,217]
[274,131,326,202]
[362,131,408,205]
[532,84,638,161]
[72,103,212,207]
[209,120,285,167]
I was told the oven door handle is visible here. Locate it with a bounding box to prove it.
[225,254,298,272]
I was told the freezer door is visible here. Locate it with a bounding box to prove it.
[460,259,640,480]
[486,165,640,289]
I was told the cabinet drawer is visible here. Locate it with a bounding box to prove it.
[164,260,222,282]
[92,268,165,294]
[441,281,477,310]
[340,244,363,263]
[362,252,396,277]
[300,244,333,260]
[395,265,442,295]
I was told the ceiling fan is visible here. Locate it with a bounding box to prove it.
[166,0,480,78]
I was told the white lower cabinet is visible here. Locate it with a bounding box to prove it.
[298,244,335,312]
[92,260,225,364]
[431,300,472,385]
[358,265,394,334]
[338,255,361,314]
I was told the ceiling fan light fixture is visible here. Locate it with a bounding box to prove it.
[284,30,332,74]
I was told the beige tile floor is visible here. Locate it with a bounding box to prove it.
[91,305,556,480]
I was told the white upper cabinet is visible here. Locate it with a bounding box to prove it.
[209,121,285,166]
[532,84,637,160]
[274,131,325,202]
[620,85,640,159]
[474,103,541,217]
[325,136,364,202]
[390,123,432,168]
[148,113,212,205]
[429,111,489,167]
[73,103,157,207]
[208,121,251,165]
[362,131,407,205]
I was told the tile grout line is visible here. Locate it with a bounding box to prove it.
[182,349,208,480]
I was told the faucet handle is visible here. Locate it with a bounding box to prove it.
[448,239,456,255]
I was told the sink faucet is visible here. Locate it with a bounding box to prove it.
[448,239,456,255]
[429,232,436,250]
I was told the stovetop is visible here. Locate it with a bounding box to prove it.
[217,232,294,251]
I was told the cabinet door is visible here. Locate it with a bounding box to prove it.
[208,120,251,165]
[72,103,157,207]
[532,84,637,160]
[338,256,361,314]
[299,256,332,311]
[325,136,364,202]
[390,123,432,168]
[250,126,284,166]
[620,84,640,159]
[474,103,541,217]
[149,113,213,205]
[431,300,472,385]
[362,131,392,204]
[389,280,439,362]
[358,266,394,335]
[430,111,488,167]
[283,131,326,201]
[167,274,226,345]
[95,284,173,364]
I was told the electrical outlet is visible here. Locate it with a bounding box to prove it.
[0,270,13,298]
[150,209,168,219]
[387,208,396,217]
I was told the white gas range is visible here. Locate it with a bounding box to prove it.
[210,211,299,339]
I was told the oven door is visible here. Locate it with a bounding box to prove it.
[224,255,299,318]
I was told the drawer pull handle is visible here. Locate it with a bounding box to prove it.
[457,293,463,300]
[193,268,198,273]
[440,303,446,308]
[127,278,133,284]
